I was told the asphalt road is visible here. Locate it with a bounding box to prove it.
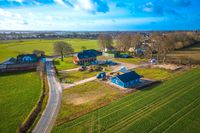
[33,59,62,133]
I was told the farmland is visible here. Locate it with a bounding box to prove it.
[53,68,200,133]
[0,71,42,132]
[0,39,98,62]
[167,42,200,63]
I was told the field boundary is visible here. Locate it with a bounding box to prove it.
[18,71,48,133]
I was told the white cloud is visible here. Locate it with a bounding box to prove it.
[54,0,67,6]
[143,2,154,12]
[54,0,105,13]
[46,16,53,21]
[0,8,12,17]
[8,0,24,3]
[73,0,95,12]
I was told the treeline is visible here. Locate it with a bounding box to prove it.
[98,31,200,63]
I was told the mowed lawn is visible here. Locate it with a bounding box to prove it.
[0,72,42,132]
[54,57,79,71]
[53,68,200,133]
[134,68,173,81]
[0,39,98,62]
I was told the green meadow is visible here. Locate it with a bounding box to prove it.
[0,71,42,132]
[0,39,98,62]
[53,68,200,133]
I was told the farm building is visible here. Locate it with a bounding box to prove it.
[73,49,100,65]
[111,71,141,88]
[1,57,16,65]
[17,54,39,63]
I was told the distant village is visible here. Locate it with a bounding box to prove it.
[0,30,199,40]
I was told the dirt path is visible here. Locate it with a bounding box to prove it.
[62,76,96,89]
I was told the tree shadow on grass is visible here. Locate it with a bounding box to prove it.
[53,60,60,65]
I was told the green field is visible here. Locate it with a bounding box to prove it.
[0,71,42,132]
[53,68,200,133]
[0,39,98,62]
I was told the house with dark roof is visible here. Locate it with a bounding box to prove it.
[17,54,39,63]
[111,71,141,88]
[73,49,101,65]
[1,57,16,65]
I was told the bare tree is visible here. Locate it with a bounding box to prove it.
[98,34,113,50]
[54,41,74,61]
[115,33,132,52]
[130,33,142,49]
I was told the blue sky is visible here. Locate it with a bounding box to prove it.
[0,0,199,31]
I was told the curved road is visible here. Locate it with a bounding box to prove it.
[33,59,62,133]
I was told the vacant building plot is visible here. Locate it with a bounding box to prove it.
[0,71,42,132]
[54,81,124,126]
[53,68,200,133]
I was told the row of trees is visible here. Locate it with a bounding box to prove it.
[52,32,199,63]
[98,32,200,63]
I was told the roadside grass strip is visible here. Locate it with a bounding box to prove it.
[53,69,200,132]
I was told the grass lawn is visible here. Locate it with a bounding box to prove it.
[53,57,78,71]
[58,71,99,83]
[134,68,174,81]
[0,71,42,133]
[113,58,148,64]
[55,81,122,125]
[0,39,98,62]
[58,66,111,83]
[53,68,200,133]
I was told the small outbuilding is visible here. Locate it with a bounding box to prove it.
[111,71,141,88]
